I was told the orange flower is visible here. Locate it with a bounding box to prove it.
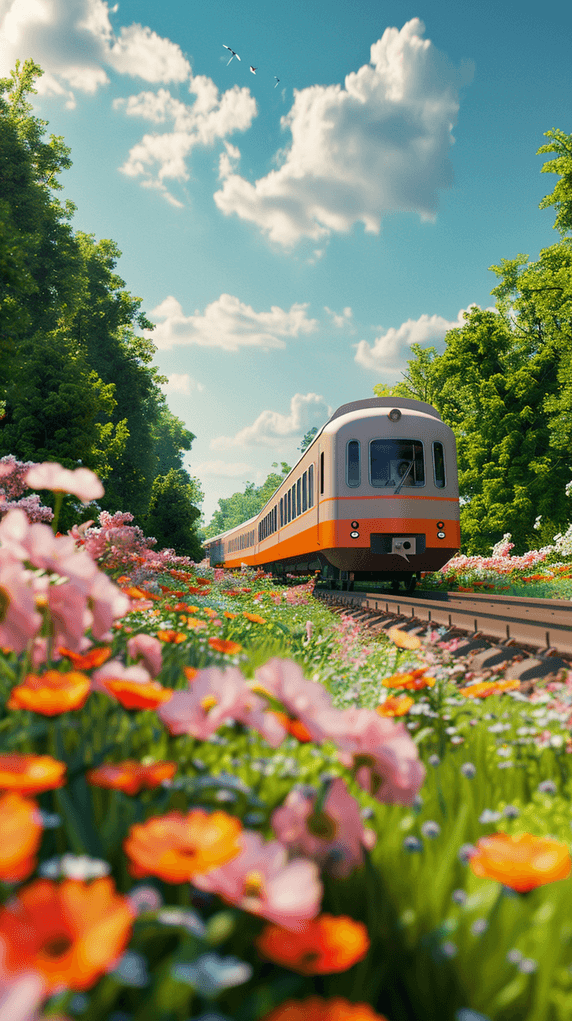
[0,754,67,794]
[187,586,208,595]
[58,646,112,670]
[102,679,174,710]
[272,711,313,743]
[376,695,414,717]
[257,915,370,975]
[0,793,43,881]
[469,832,572,893]
[7,671,91,716]
[459,679,521,699]
[382,668,435,691]
[122,586,160,600]
[116,575,131,584]
[386,627,421,650]
[224,611,237,619]
[194,578,211,586]
[183,666,199,682]
[0,878,134,993]
[124,808,243,883]
[208,637,242,654]
[156,630,186,644]
[261,999,388,1021]
[185,617,207,630]
[86,760,177,796]
[243,612,266,624]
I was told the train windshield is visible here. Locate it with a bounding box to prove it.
[369,439,424,487]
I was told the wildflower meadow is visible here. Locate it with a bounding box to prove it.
[2,457,572,1021]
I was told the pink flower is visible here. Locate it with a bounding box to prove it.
[87,571,130,640]
[192,831,322,929]
[0,553,42,653]
[0,970,46,1021]
[25,463,104,503]
[127,634,163,677]
[271,778,376,878]
[329,708,426,807]
[250,658,337,744]
[91,660,153,696]
[157,667,286,747]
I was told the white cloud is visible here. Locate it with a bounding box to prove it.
[214,18,473,246]
[354,306,480,372]
[113,80,257,197]
[325,306,353,328]
[211,393,332,450]
[194,461,253,478]
[0,0,191,106]
[145,293,318,352]
[161,373,204,395]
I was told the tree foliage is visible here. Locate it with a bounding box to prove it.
[145,470,204,560]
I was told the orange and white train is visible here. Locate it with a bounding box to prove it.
[203,397,460,592]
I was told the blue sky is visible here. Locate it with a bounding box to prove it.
[1,0,570,526]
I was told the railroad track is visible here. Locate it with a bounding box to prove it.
[313,587,572,685]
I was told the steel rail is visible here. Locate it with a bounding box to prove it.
[314,588,572,655]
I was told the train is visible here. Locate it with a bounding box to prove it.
[203,397,460,592]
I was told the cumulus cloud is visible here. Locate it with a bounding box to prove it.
[113,79,256,198]
[194,461,254,478]
[211,393,332,450]
[354,306,481,372]
[161,373,204,395]
[145,293,318,352]
[0,0,191,107]
[214,18,473,246]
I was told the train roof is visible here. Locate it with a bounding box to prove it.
[202,397,443,545]
[326,397,441,423]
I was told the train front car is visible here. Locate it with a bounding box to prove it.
[321,397,460,591]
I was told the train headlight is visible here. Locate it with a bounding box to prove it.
[351,520,359,528]
[388,408,401,422]
[437,531,446,539]
[350,531,360,539]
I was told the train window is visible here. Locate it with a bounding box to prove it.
[347,439,360,487]
[302,472,307,511]
[320,452,324,494]
[287,489,291,522]
[297,479,301,515]
[309,464,314,506]
[273,506,277,532]
[433,442,445,488]
[291,484,296,518]
[280,498,283,527]
[369,439,425,487]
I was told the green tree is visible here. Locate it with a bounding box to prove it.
[538,128,572,238]
[144,470,204,560]
[298,427,318,453]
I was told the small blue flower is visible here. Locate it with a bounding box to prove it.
[538,780,557,795]
[172,954,252,998]
[503,804,520,818]
[506,948,523,965]
[428,754,440,767]
[479,809,502,824]
[111,951,149,988]
[460,762,476,778]
[471,918,488,936]
[441,941,457,957]
[456,1011,492,1021]
[421,820,441,839]
[458,843,477,864]
[452,889,467,905]
[518,957,538,974]
[403,835,423,853]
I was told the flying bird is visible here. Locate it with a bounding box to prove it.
[274,76,280,87]
[249,65,257,74]
[223,44,241,65]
